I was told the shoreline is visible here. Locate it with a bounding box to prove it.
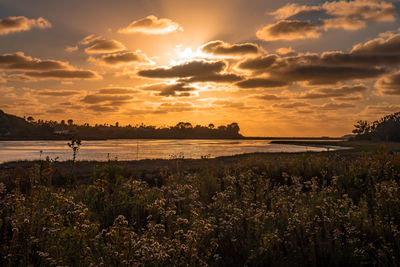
[0,136,341,141]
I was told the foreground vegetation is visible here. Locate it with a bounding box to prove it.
[1,146,400,266]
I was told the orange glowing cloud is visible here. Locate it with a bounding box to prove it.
[118,15,183,34]
[0,16,51,35]
[258,0,396,41]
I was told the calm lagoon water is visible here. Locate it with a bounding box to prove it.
[0,139,347,163]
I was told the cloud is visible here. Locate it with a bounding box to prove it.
[276,47,296,56]
[89,51,153,67]
[0,52,101,80]
[322,0,395,24]
[256,20,322,41]
[237,55,277,71]
[259,0,395,41]
[334,96,362,101]
[200,40,259,57]
[237,33,396,85]
[351,31,400,55]
[320,102,356,110]
[242,53,387,84]
[0,16,51,35]
[97,88,140,94]
[0,52,70,71]
[273,102,309,108]
[25,70,101,80]
[1,73,37,83]
[118,15,183,34]
[37,90,80,96]
[142,82,195,97]
[79,35,126,54]
[46,108,65,113]
[298,84,367,99]
[317,51,400,67]
[269,3,323,20]
[154,102,194,113]
[81,94,133,104]
[138,60,226,78]
[364,104,400,114]
[253,93,284,101]
[212,100,255,110]
[185,73,243,83]
[270,65,385,85]
[87,105,119,112]
[236,78,289,88]
[375,71,400,95]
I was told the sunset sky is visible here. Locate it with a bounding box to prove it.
[1,0,400,137]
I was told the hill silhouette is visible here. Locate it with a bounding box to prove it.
[0,110,55,139]
[0,110,242,140]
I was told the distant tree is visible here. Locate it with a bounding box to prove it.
[183,122,193,129]
[208,123,215,129]
[26,116,34,123]
[60,120,66,125]
[353,112,400,141]
[115,122,119,127]
[67,119,74,126]
[352,120,369,135]
[176,122,186,129]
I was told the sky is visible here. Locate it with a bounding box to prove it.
[1,0,400,137]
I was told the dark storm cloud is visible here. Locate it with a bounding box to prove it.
[375,71,400,95]
[200,40,259,56]
[298,84,368,99]
[138,60,226,78]
[0,16,51,35]
[236,78,289,88]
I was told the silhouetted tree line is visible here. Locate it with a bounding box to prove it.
[0,109,242,139]
[352,111,400,142]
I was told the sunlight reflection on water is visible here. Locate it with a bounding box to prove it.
[0,139,347,163]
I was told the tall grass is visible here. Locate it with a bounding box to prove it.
[0,151,399,266]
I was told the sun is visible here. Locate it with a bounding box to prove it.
[168,45,207,65]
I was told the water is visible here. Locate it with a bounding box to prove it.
[0,139,347,163]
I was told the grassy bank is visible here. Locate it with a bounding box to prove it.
[1,144,400,266]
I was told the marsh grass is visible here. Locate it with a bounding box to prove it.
[0,150,400,266]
